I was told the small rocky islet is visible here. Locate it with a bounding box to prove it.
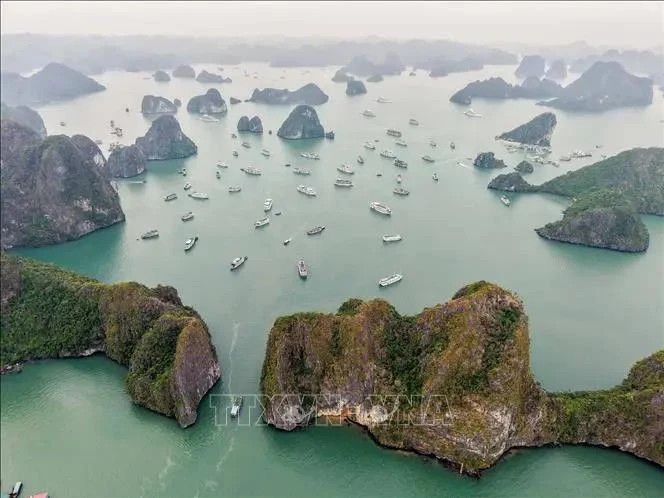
[247,83,329,105]
[237,115,263,133]
[345,78,367,96]
[196,70,231,83]
[276,104,325,140]
[496,112,557,147]
[141,94,178,114]
[187,88,227,114]
[135,114,197,160]
[0,102,47,136]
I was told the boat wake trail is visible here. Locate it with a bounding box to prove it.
[216,434,236,472]
[226,322,240,391]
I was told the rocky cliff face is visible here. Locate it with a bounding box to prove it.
[497,112,557,147]
[187,89,227,114]
[0,254,221,427]
[1,103,47,137]
[277,105,325,140]
[260,282,664,473]
[135,115,197,160]
[332,69,351,82]
[515,55,546,79]
[488,172,533,191]
[1,120,125,249]
[105,144,146,178]
[545,60,567,80]
[473,152,507,169]
[540,61,653,111]
[346,79,367,96]
[141,95,178,114]
[237,115,263,133]
[153,70,171,82]
[450,77,561,105]
[0,63,105,106]
[196,70,231,83]
[70,134,106,171]
[172,65,195,78]
[248,83,329,105]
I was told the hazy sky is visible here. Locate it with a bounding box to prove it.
[1,1,662,49]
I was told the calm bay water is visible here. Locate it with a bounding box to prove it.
[1,63,663,497]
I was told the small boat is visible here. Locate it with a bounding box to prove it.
[184,236,198,251]
[334,178,354,187]
[376,96,391,103]
[255,217,270,228]
[216,161,229,168]
[293,168,311,175]
[337,164,354,175]
[230,396,243,417]
[181,211,194,221]
[393,187,410,196]
[500,195,511,207]
[362,109,376,118]
[450,141,456,150]
[408,118,419,126]
[200,114,220,123]
[378,273,403,287]
[296,185,317,196]
[386,129,402,138]
[394,159,408,168]
[59,121,66,127]
[464,109,482,118]
[216,171,221,179]
[297,259,308,279]
[230,256,248,270]
[164,193,178,201]
[357,155,364,164]
[184,182,192,190]
[228,186,242,193]
[231,133,238,138]
[396,174,402,184]
[261,148,271,157]
[395,139,408,147]
[283,238,292,245]
[180,168,187,176]
[432,173,439,181]
[422,155,435,163]
[306,225,326,235]
[429,139,437,147]
[382,234,402,243]
[274,211,282,216]
[233,150,239,157]
[11,482,23,497]
[369,201,392,215]
[284,163,292,167]
[380,149,396,159]
[263,198,273,212]
[363,142,376,150]
[376,172,383,177]
[241,141,251,148]
[141,229,159,239]
[300,152,320,160]
[240,166,262,175]
[188,192,209,199]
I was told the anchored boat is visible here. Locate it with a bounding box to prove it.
[393,187,410,196]
[422,155,435,163]
[386,129,402,138]
[184,182,192,191]
[306,225,326,235]
[408,118,419,126]
[357,155,364,164]
[184,236,198,251]
[369,201,392,215]
[378,273,403,287]
[255,217,270,228]
[334,178,353,187]
[241,166,262,175]
[164,193,178,201]
[297,259,308,279]
[296,185,317,196]
[380,149,396,159]
[181,211,194,221]
[263,198,273,212]
[394,159,408,168]
[363,142,376,150]
[293,168,311,175]
[230,256,248,270]
[228,186,242,193]
[141,229,159,239]
[362,109,376,117]
[500,195,511,207]
[337,164,354,175]
[188,192,209,199]
[382,234,402,243]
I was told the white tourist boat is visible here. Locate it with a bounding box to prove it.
[395,139,408,147]
[283,238,292,246]
[380,149,396,159]
[396,174,402,184]
[228,186,242,193]
[363,142,376,150]
[408,118,419,126]
[241,166,262,175]
[334,178,354,187]
[432,173,439,181]
[164,193,177,201]
[422,155,435,163]
[500,195,511,207]
[230,396,243,417]
[181,211,194,221]
[378,273,403,287]
[362,109,376,117]
[297,259,308,279]
[386,129,402,137]
[369,201,392,215]
[394,159,408,168]
[337,164,354,175]
[141,229,159,239]
[464,109,483,118]
[261,148,271,157]
[216,161,229,168]
[292,168,311,175]
[188,192,209,199]
[382,234,402,243]
[184,182,192,190]
[306,225,326,235]
[263,198,273,212]
[230,256,248,270]
[184,236,198,251]
[376,96,392,103]
[233,150,239,157]
[255,217,270,228]
[393,187,410,196]
[429,139,437,147]
[297,185,317,196]
[300,152,320,160]
[241,141,251,148]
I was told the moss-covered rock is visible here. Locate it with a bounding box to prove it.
[260,282,663,473]
[0,254,220,427]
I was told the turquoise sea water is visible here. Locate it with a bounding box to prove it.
[1,63,663,497]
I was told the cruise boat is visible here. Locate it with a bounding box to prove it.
[184,183,192,190]
[376,96,391,103]
[200,114,220,123]
[300,152,320,160]
[228,186,242,193]
[363,142,376,150]
[241,141,251,148]
[164,193,178,201]
[500,195,511,207]
[380,149,396,159]
[395,139,407,147]
[184,236,198,251]
[297,259,308,279]
[241,166,262,175]
[292,168,311,175]
[255,217,270,228]
[334,178,354,187]
[396,174,402,184]
[233,150,239,157]
[386,129,402,137]
[369,201,392,215]
[261,148,271,157]
[188,192,209,199]
[337,164,354,175]
[464,109,482,118]
[283,238,292,246]
[572,150,592,158]
[393,187,410,196]
[362,109,376,118]
[181,211,194,221]
[230,256,248,271]
[357,155,364,164]
[422,155,435,163]
[408,118,419,126]
[296,185,317,196]
[378,273,403,287]
[306,225,326,235]
[230,396,243,417]
[429,139,437,147]
[432,173,439,181]
[216,161,229,168]
[263,198,273,211]
[394,159,407,168]
[141,229,159,239]
[382,234,402,243]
